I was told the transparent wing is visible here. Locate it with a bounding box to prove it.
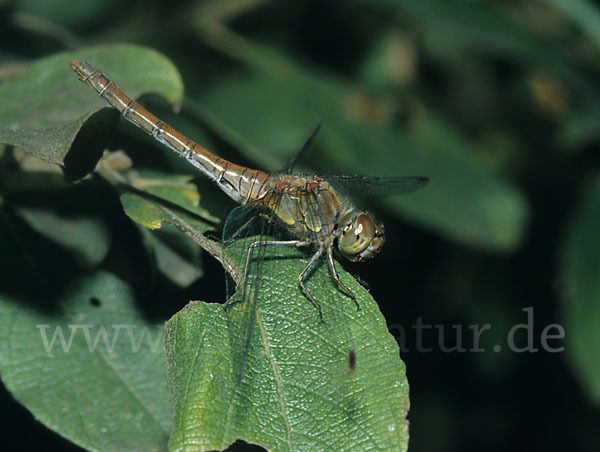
[325,174,429,198]
[276,122,322,175]
[222,204,267,387]
[222,205,263,298]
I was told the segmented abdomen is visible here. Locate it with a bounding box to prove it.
[70,60,270,204]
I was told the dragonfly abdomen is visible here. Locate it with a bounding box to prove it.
[70,60,270,204]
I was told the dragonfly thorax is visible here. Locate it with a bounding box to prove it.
[263,175,341,241]
[260,174,385,262]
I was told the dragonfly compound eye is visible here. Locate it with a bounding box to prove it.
[338,211,385,262]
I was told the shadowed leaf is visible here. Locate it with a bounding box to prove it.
[0,272,171,452]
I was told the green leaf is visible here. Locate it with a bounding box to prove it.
[0,43,183,179]
[0,271,171,452]
[119,190,215,234]
[560,174,600,403]
[166,242,409,452]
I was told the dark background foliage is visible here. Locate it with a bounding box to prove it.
[1,0,600,450]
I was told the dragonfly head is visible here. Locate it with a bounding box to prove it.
[337,210,385,262]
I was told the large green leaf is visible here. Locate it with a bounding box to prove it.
[166,241,409,452]
[560,174,600,403]
[0,43,183,179]
[0,271,171,452]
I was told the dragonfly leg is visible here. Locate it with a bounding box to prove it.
[326,249,360,311]
[298,250,325,321]
[238,239,308,302]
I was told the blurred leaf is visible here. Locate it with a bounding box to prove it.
[352,0,560,60]
[359,29,417,89]
[0,272,171,452]
[542,0,600,51]
[148,230,203,287]
[14,205,111,267]
[560,174,600,404]
[166,241,409,452]
[10,10,84,49]
[560,104,600,148]
[14,0,121,28]
[188,76,315,172]
[385,111,528,250]
[0,43,183,179]
[351,0,600,107]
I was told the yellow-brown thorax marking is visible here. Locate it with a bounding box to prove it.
[259,175,343,246]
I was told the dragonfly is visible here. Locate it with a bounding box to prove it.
[70,60,428,321]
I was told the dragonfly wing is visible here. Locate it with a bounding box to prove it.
[222,205,266,388]
[222,196,292,388]
[223,205,262,243]
[276,122,322,175]
[325,174,429,198]
[222,205,264,298]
